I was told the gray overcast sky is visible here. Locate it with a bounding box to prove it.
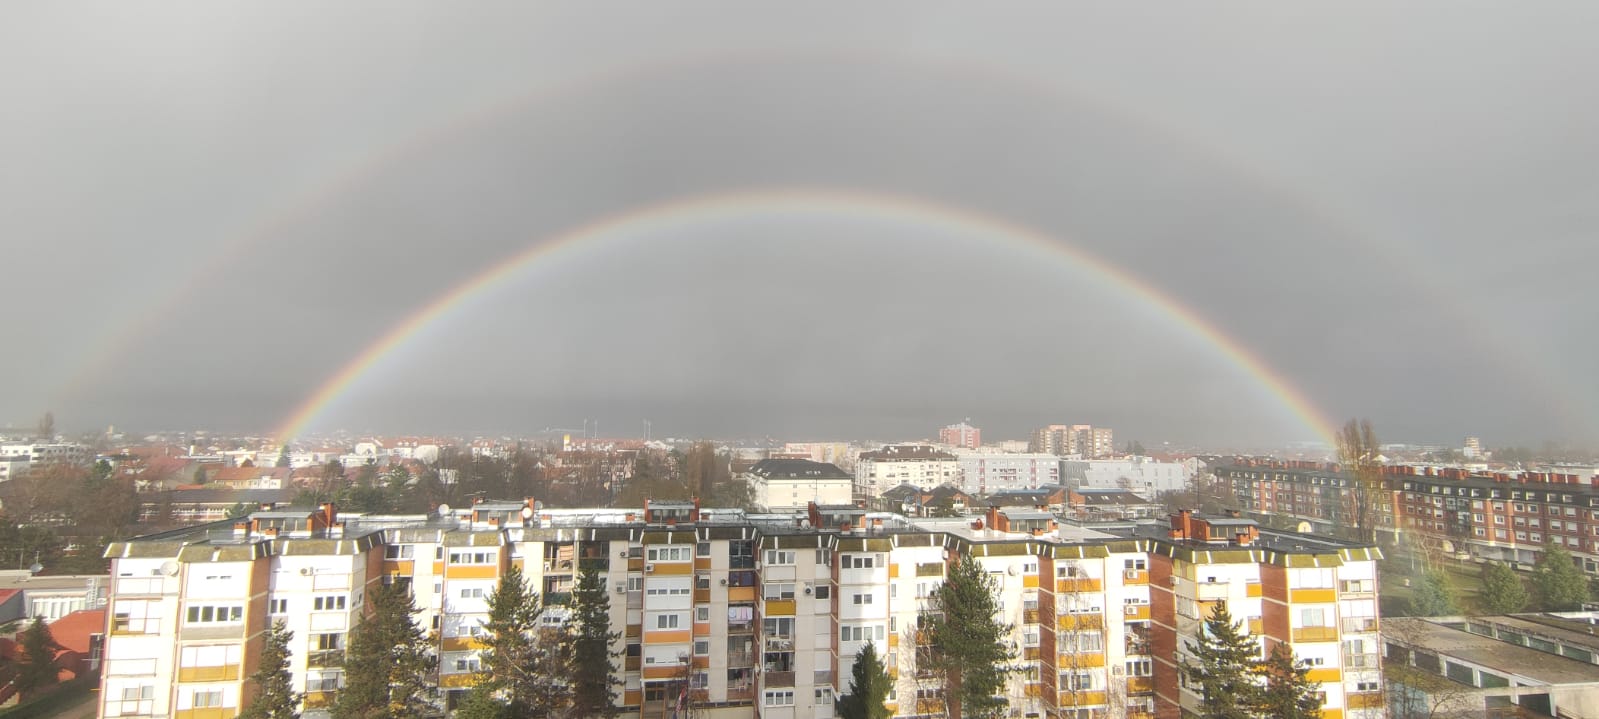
[3,2,1597,447]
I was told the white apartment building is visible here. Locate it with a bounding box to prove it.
[853,446,959,498]
[744,459,853,511]
[99,501,1383,719]
[0,442,90,465]
[954,452,1061,494]
[1064,457,1192,494]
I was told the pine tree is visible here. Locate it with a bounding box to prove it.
[569,564,621,718]
[1411,570,1460,616]
[919,554,1017,719]
[1532,544,1592,611]
[333,583,435,719]
[1478,562,1529,614]
[1182,602,1258,719]
[477,564,570,717]
[239,621,300,719]
[837,641,892,719]
[454,685,510,719]
[1254,644,1321,719]
[16,617,60,696]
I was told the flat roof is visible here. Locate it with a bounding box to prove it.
[1487,614,1599,653]
[1386,618,1599,686]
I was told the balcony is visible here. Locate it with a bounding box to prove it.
[303,691,337,709]
[764,671,796,688]
[544,592,572,606]
[1194,580,1230,601]
[1292,626,1339,643]
[625,656,641,671]
[578,557,610,572]
[726,651,755,667]
[1342,617,1378,633]
[307,650,345,668]
[1343,653,1380,669]
[814,670,833,686]
[726,686,755,702]
[1023,609,1040,624]
[111,617,161,636]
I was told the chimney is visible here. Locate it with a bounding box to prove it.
[329,521,345,538]
[233,521,250,536]
[986,506,1001,532]
[319,502,337,529]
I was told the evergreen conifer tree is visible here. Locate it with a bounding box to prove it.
[1411,570,1460,616]
[919,555,1017,719]
[1478,562,1529,614]
[1254,643,1321,719]
[476,564,570,717]
[15,617,59,696]
[239,621,300,719]
[1182,602,1258,719]
[1533,544,1592,611]
[837,641,892,719]
[333,583,435,719]
[569,564,621,718]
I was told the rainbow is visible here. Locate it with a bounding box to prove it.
[271,188,1340,445]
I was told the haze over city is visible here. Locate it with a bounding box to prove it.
[5,2,1598,447]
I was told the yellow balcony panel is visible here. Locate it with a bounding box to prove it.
[644,629,692,644]
[1291,588,1338,604]
[628,558,644,572]
[1292,626,1340,643]
[439,672,478,689]
[1058,690,1107,707]
[1058,652,1105,668]
[1125,606,1151,621]
[888,633,899,648]
[694,588,711,603]
[174,709,235,719]
[383,560,415,575]
[1320,710,1343,719]
[1124,570,1149,585]
[764,599,796,616]
[1127,677,1154,694]
[1056,578,1103,593]
[1306,668,1342,684]
[1246,582,1263,598]
[176,664,240,683]
[625,624,641,638]
[1057,614,1104,631]
[625,656,641,671]
[692,656,709,668]
[888,564,899,578]
[441,637,486,651]
[303,691,336,709]
[432,560,444,574]
[624,690,643,705]
[1024,683,1043,697]
[728,586,756,602]
[694,558,712,570]
[1248,618,1264,635]
[643,666,682,679]
[444,564,500,580]
[647,562,693,575]
[1347,692,1384,709]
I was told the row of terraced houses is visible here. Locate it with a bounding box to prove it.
[1216,459,1599,571]
[97,499,1383,719]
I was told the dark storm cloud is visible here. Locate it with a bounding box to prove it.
[3,2,1596,446]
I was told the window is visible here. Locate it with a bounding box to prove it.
[185,605,243,624]
[1124,558,1147,571]
[1127,659,1152,677]
[384,544,414,559]
[1357,681,1379,692]
[696,607,709,622]
[645,586,691,597]
[852,593,874,605]
[646,547,692,562]
[314,595,348,611]
[459,587,485,599]
[656,614,680,629]
[815,688,834,705]
[192,690,224,709]
[697,542,711,555]
[179,644,242,668]
[627,576,644,592]
[840,624,885,642]
[121,686,154,701]
[268,599,288,614]
[763,583,796,600]
[448,551,494,565]
[763,617,793,637]
[314,633,343,650]
[764,550,795,565]
[764,690,795,706]
[845,554,877,569]
[1023,561,1038,574]
[1299,608,1328,627]
[814,585,830,600]
[815,548,832,565]
[454,657,481,672]
[694,640,710,655]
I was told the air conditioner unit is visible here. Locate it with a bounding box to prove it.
[1125,605,1139,616]
[719,578,728,586]
[645,564,656,574]
[619,551,629,559]
[1125,569,1140,579]
[615,583,626,594]
[299,568,313,576]
[544,561,554,571]
[804,586,813,595]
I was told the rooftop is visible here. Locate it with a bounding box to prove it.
[748,459,850,480]
[1386,617,1599,686]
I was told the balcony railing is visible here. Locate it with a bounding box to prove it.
[307,650,345,668]
[1342,617,1378,633]
[1343,653,1380,669]
[764,671,795,688]
[545,592,572,606]
[726,651,755,667]
[111,617,161,636]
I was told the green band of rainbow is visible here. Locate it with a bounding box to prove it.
[272,188,1337,445]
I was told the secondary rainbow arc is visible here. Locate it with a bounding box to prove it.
[271,188,1340,447]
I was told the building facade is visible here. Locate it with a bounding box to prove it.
[853,446,960,498]
[1065,458,1191,495]
[99,500,1381,719]
[744,459,854,511]
[955,452,1061,494]
[938,422,981,450]
[1031,426,1115,459]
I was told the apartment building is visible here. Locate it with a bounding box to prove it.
[938,422,981,450]
[853,445,960,498]
[99,501,1380,719]
[1064,457,1191,495]
[955,452,1061,494]
[1030,426,1115,459]
[1216,459,1599,571]
[743,459,853,511]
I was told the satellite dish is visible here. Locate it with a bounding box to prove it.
[799,519,811,529]
[160,561,179,577]
[521,506,534,520]
[437,503,452,516]
[1006,565,1019,576]
[1295,522,1312,534]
